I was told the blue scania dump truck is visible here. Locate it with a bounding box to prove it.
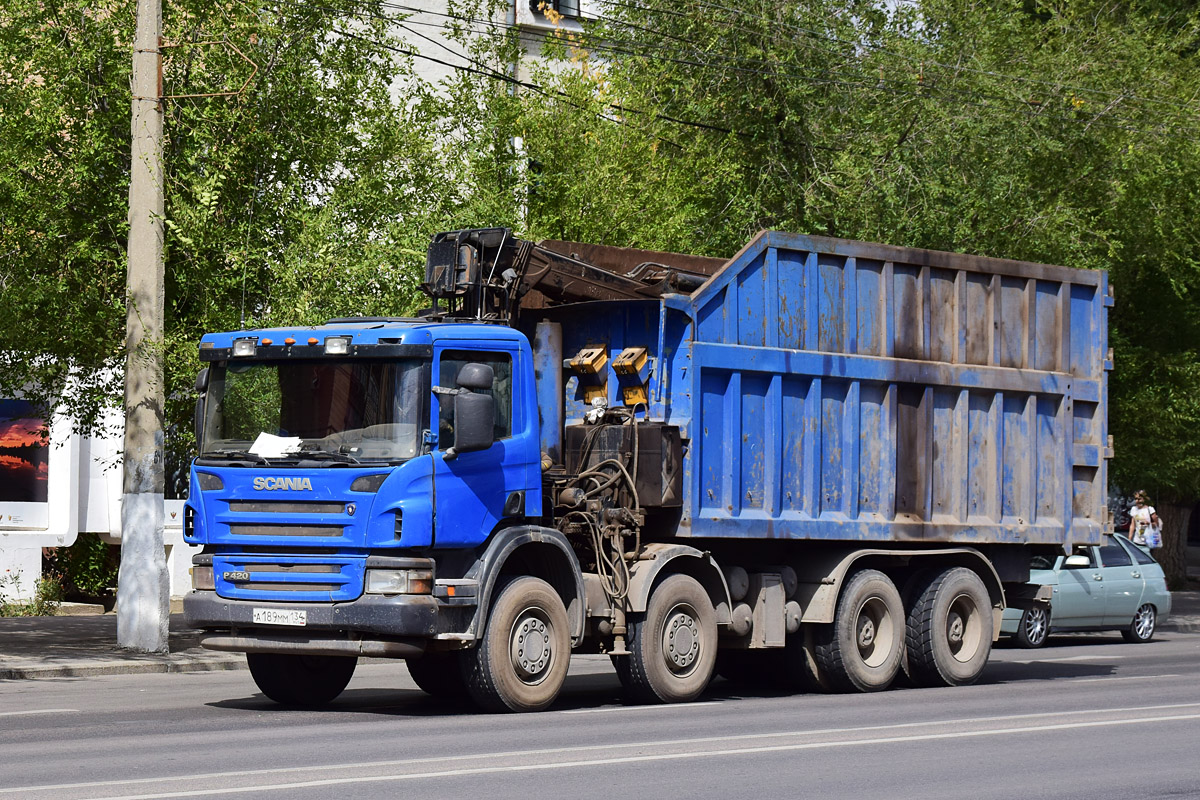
[183,229,1112,711]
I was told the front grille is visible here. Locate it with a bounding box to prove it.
[228,524,345,537]
[238,563,340,573]
[226,501,346,514]
[239,581,342,592]
[215,556,364,601]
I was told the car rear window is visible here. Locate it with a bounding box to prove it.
[1123,540,1157,565]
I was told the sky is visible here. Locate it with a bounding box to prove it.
[0,400,46,448]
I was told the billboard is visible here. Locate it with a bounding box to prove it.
[0,399,50,529]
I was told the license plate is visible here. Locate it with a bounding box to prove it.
[252,608,307,627]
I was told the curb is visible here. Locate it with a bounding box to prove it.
[0,655,246,681]
[1162,618,1200,634]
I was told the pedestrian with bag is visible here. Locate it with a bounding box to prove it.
[1129,490,1162,548]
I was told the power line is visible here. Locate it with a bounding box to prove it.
[275,0,1200,140]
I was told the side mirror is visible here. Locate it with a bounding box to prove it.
[193,368,209,449]
[449,392,495,457]
[1063,554,1091,569]
[443,362,495,459]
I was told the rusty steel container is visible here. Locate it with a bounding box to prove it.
[541,231,1110,548]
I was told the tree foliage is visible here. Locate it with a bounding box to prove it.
[514,0,1200,508]
[1,0,519,485]
[3,0,1200,530]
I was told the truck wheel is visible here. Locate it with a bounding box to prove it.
[246,653,357,707]
[813,569,904,692]
[407,651,468,699]
[463,576,571,712]
[623,574,717,703]
[905,567,993,687]
[1014,606,1050,649]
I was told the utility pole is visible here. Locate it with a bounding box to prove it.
[118,0,169,653]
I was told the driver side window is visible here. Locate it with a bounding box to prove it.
[437,350,513,447]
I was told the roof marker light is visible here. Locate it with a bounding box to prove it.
[261,338,273,346]
[284,337,296,345]
[325,336,351,355]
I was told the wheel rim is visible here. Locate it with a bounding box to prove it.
[1134,605,1156,639]
[945,592,984,662]
[661,603,702,676]
[510,608,554,684]
[1024,608,1048,644]
[855,596,896,668]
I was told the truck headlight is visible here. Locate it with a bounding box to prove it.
[365,568,432,595]
[192,566,215,591]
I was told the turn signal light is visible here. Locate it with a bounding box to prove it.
[192,566,215,591]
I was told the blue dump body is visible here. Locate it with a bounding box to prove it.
[539,231,1110,548]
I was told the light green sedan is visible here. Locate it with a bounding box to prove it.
[1001,533,1172,648]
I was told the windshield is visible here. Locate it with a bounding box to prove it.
[200,358,429,463]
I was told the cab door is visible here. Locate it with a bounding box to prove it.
[430,344,537,548]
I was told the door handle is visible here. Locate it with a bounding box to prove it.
[1092,574,1103,581]
[1132,572,1141,578]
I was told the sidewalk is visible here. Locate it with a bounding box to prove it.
[0,614,243,680]
[4,594,1200,682]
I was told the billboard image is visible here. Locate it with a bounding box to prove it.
[0,400,49,523]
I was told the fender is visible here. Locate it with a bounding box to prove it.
[466,525,587,645]
[795,547,1006,624]
[626,543,733,625]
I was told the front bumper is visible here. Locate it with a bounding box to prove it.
[183,590,441,658]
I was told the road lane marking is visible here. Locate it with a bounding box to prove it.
[1009,654,1128,664]
[563,701,723,714]
[74,711,1200,800]
[0,709,78,717]
[1074,674,1181,683]
[7,700,1200,798]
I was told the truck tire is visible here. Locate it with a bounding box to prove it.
[462,576,571,712]
[621,574,717,704]
[246,653,357,707]
[407,651,468,699]
[904,567,993,687]
[1014,606,1050,649]
[813,569,905,692]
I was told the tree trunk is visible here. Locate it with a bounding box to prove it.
[1157,499,1192,590]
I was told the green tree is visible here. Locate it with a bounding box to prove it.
[515,0,1200,582]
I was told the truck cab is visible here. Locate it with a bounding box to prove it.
[184,319,551,655]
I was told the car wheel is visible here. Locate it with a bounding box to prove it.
[1014,606,1050,649]
[1121,603,1157,643]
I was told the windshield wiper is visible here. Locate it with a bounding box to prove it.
[290,449,361,465]
[198,449,271,465]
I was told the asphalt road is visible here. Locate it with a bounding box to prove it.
[3,630,1200,800]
